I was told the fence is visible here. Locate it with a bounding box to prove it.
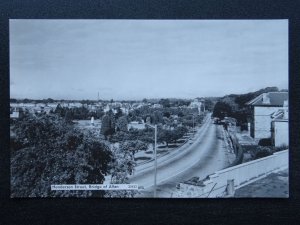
[177,150,288,198]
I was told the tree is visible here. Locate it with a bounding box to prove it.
[120,140,148,155]
[212,101,233,119]
[178,111,184,117]
[10,98,17,103]
[153,110,164,124]
[158,129,174,147]
[128,111,137,121]
[47,98,55,103]
[115,107,123,120]
[100,115,115,138]
[116,116,128,132]
[204,99,214,112]
[64,110,74,124]
[182,115,194,127]
[11,113,112,197]
[13,113,66,148]
[54,104,66,117]
[73,106,90,120]
[96,108,105,119]
[105,145,138,198]
[173,126,188,143]
[163,111,171,118]
[159,98,170,108]
[144,114,153,124]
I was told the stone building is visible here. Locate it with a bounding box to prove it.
[246,92,288,140]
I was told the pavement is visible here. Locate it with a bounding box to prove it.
[234,169,289,198]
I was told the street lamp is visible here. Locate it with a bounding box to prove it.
[192,114,195,135]
[189,113,195,137]
[145,123,157,197]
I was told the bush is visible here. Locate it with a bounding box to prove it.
[240,123,248,131]
[258,138,272,146]
[254,147,273,159]
[274,144,289,152]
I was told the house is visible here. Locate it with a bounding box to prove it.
[189,98,202,108]
[120,107,129,115]
[47,103,58,109]
[246,92,288,140]
[271,101,288,147]
[188,98,205,115]
[10,108,19,118]
[152,103,163,108]
[128,121,145,130]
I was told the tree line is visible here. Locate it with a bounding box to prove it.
[212,87,280,129]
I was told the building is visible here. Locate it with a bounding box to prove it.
[128,121,145,130]
[188,98,205,115]
[152,103,163,108]
[246,92,288,140]
[10,108,19,118]
[271,101,289,147]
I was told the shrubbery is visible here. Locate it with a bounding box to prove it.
[258,138,272,146]
[11,113,112,197]
[253,146,273,159]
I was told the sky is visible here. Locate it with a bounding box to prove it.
[10,20,288,100]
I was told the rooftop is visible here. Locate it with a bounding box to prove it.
[246,92,288,106]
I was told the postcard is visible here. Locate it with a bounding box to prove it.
[10,19,288,198]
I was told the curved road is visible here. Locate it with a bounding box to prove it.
[129,114,230,197]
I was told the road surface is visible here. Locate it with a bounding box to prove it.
[128,114,231,197]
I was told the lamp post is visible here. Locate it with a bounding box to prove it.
[190,113,195,137]
[192,114,195,135]
[146,123,157,197]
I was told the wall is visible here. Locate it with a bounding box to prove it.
[176,150,288,198]
[273,121,289,147]
[254,106,280,139]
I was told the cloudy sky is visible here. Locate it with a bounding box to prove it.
[10,20,288,100]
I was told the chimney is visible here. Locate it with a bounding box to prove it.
[262,93,270,104]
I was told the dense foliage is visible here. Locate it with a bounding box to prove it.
[258,138,273,147]
[100,110,116,138]
[11,97,209,198]
[212,102,233,120]
[11,113,112,197]
[54,104,104,120]
[105,143,140,198]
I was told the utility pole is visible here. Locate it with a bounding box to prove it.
[145,123,158,198]
[154,125,157,198]
[193,115,194,134]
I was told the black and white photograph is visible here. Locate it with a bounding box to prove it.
[10,19,289,198]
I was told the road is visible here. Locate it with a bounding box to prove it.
[128,114,231,197]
